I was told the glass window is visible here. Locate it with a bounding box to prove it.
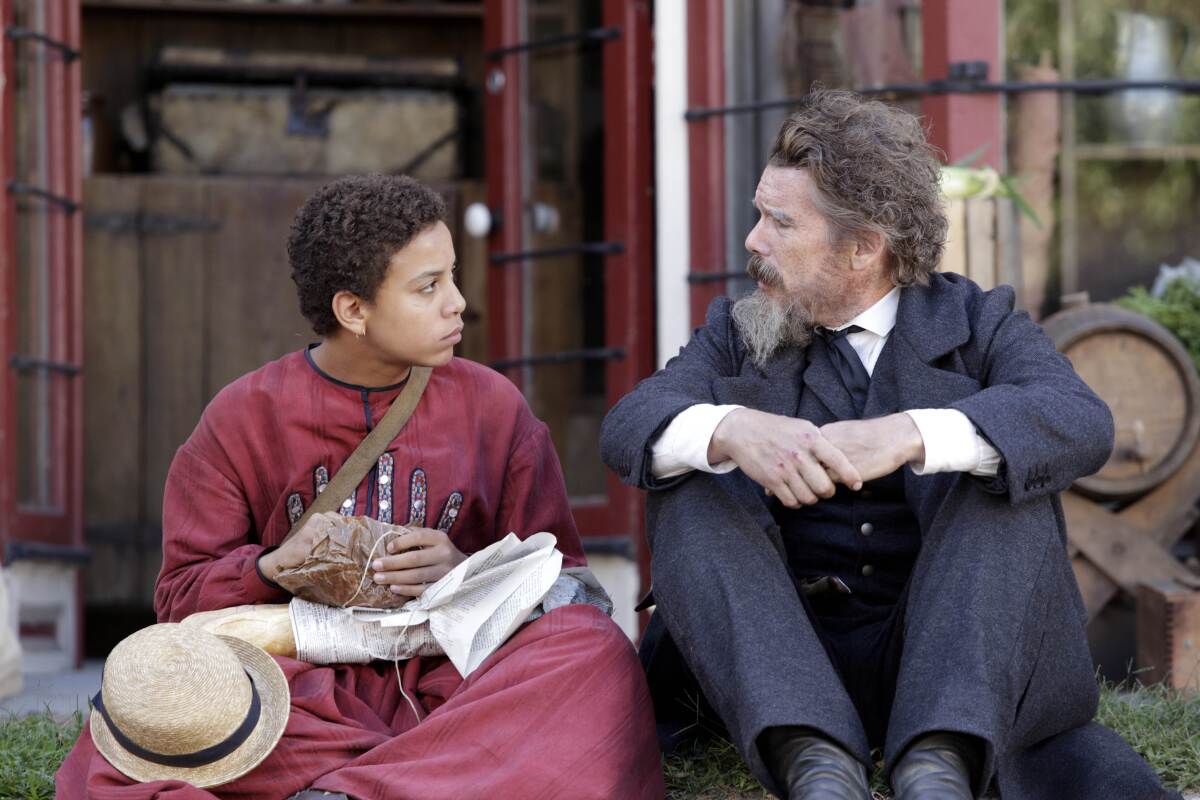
[1007,0,1200,307]
[723,0,923,293]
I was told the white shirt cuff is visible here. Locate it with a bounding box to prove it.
[904,409,1001,476]
[650,404,744,479]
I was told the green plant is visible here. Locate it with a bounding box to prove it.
[1117,277,1200,373]
[941,145,1042,227]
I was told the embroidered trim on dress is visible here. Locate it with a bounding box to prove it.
[407,468,428,526]
[377,453,395,524]
[338,489,357,516]
[286,493,304,525]
[436,492,463,533]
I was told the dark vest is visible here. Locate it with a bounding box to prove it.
[774,334,921,615]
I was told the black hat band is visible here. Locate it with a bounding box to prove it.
[92,669,263,769]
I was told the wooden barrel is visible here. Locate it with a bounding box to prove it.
[1041,303,1200,500]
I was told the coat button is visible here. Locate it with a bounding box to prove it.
[861,564,875,577]
[860,522,874,536]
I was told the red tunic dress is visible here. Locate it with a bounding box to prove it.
[57,351,664,800]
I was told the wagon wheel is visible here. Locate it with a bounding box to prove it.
[1042,304,1200,618]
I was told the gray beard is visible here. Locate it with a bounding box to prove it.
[730,289,814,369]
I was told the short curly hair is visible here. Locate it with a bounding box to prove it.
[768,89,946,286]
[288,174,447,336]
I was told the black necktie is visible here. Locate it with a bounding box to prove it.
[817,325,871,415]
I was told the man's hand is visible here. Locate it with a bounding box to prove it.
[819,413,925,483]
[370,527,467,597]
[710,408,863,507]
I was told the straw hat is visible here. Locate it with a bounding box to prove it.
[90,622,290,788]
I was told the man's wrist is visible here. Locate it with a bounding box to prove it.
[708,408,743,465]
[895,412,925,465]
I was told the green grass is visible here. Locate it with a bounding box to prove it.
[0,710,83,800]
[663,681,1200,799]
[1098,679,1200,792]
[3,682,1199,799]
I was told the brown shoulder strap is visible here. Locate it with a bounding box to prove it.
[283,365,432,543]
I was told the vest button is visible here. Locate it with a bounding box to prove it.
[860,522,874,536]
[860,489,873,500]
[861,564,875,577]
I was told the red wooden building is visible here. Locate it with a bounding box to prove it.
[1,0,1007,669]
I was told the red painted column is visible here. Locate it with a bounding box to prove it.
[600,0,654,540]
[601,0,655,625]
[483,0,525,386]
[686,0,727,327]
[922,0,1004,168]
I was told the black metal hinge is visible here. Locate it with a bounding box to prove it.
[490,240,624,264]
[85,211,218,236]
[490,347,625,371]
[4,540,91,566]
[4,26,79,61]
[7,182,80,213]
[686,69,1200,121]
[486,26,621,60]
[9,356,82,376]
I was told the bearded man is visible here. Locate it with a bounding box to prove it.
[600,90,1176,800]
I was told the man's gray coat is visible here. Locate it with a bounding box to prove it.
[600,272,1175,799]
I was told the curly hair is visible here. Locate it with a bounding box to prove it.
[288,174,447,336]
[768,89,946,286]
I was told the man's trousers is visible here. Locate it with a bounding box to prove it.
[643,469,1175,800]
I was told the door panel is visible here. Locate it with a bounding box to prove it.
[483,0,652,540]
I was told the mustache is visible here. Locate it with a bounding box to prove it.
[746,255,783,289]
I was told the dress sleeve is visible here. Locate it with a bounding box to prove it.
[496,417,587,568]
[153,443,291,622]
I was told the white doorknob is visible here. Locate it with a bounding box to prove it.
[464,203,493,238]
[530,202,560,235]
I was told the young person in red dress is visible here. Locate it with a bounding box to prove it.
[57,175,664,800]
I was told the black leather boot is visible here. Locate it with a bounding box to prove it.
[760,726,871,800]
[890,732,981,800]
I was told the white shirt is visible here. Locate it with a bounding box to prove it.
[650,287,1002,480]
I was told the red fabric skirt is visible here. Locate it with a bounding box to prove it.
[56,605,664,800]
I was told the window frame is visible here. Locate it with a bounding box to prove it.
[0,0,84,557]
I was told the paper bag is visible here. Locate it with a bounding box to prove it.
[274,512,410,609]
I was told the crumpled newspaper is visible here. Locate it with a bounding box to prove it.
[274,512,411,609]
[291,568,613,668]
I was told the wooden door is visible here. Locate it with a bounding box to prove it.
[482,0,654,563]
